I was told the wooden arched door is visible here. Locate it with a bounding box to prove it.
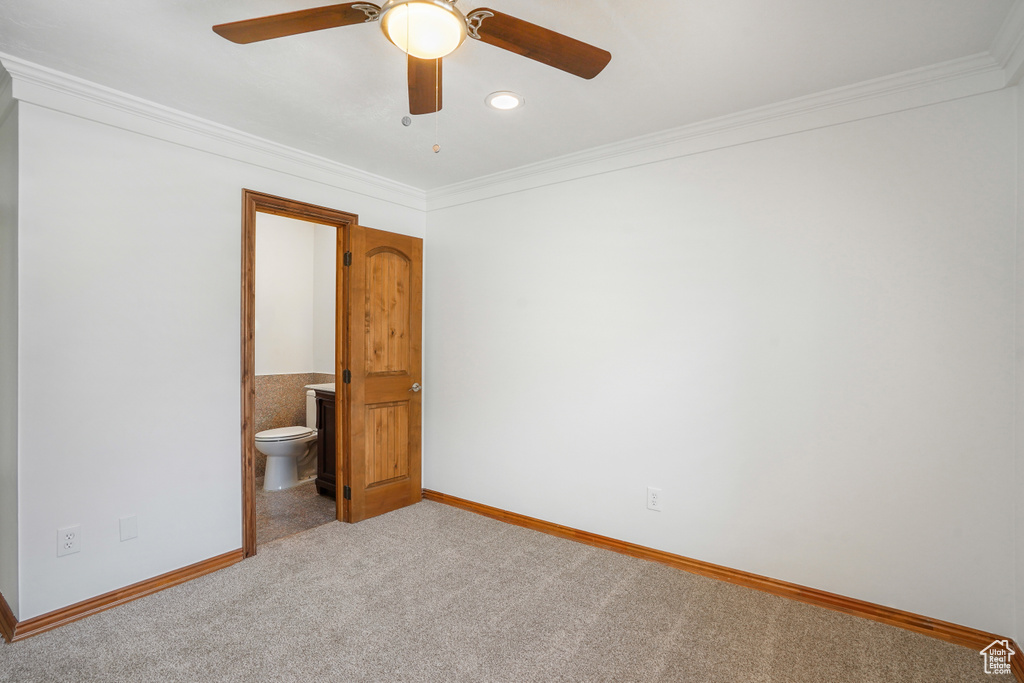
[343,225,423,522]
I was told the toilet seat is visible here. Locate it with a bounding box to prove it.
[255,426,315,442]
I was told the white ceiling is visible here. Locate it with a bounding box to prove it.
[0,0,1016,190]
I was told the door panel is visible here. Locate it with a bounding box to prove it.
[365,402,410,485]
[366,249,412,375]
[345,226,422,522]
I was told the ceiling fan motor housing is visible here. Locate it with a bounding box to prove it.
[379,0,468,60]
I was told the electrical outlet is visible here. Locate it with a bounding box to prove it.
[57,525,81,557]
[647,487,662,511]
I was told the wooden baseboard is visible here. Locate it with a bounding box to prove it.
[422,489,1023,681]
[0,590,16,643]
[1,549,243,643]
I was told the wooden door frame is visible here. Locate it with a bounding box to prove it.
[240,189,357,558]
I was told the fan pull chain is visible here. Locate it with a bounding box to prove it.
[433,59,441,153]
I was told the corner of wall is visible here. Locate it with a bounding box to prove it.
[1011,75,1024,647]
[994,0,1024,87]
[0,68,20,619]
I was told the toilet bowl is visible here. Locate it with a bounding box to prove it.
[256,390,318,491]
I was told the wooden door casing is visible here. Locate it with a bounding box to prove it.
[344,226,423,522]
[240,190,356,557]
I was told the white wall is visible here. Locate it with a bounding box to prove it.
[13,100,423,620]
[0,96,19,616]
[254,214,336,376]
[313,223,337,375]
[424,89,1017,636]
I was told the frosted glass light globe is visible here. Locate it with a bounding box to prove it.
[381,0,467,60]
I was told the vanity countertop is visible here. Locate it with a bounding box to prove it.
[305,382,335,394]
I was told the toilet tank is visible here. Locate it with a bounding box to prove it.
[306,390,317,429]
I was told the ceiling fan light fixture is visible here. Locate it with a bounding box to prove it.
[486,91,523,110]
[380,0,467,60]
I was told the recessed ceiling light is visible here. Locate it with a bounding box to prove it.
[486,91,524,110]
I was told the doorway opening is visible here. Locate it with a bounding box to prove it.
[240,190,356,558]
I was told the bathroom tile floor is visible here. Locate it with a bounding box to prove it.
[255,477,337,546]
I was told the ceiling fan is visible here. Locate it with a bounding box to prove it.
[213,0,611,115]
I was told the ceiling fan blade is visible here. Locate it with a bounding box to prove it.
[469,8,611,79]
[408,56,442,115]
[213,3,379,44]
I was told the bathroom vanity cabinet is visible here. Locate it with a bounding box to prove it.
[313,388,337,497]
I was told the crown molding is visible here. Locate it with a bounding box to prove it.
[992,0,1024,68]
[0,53,427,212]
[426,52,1005,211]
[993,0,1024,84]
[2,21,1018,217]
[0,67,14,130]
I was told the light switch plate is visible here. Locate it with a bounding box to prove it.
[119,515,138,541]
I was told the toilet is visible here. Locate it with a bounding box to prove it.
[256,390,318,491]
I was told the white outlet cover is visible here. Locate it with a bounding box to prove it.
[57,525,81,556]
[647,486,663,511]
[119,515,138,541]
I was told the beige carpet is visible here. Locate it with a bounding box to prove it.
[0,501,991,682]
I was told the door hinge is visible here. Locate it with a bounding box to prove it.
[343,485,352,500]
[342,369,352,384]
[343,251,352,266]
